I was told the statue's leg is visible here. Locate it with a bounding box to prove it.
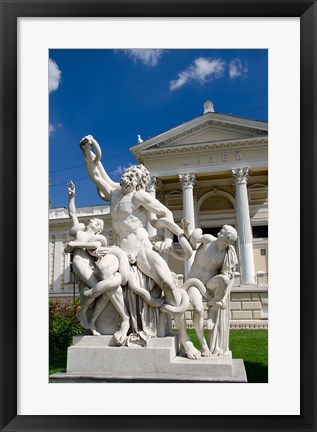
[108,287,131,345]
[173,312,201,360]
[85,254,131,343]
[205,275,230,330]
[83,273,122,298]
[206,274,230,302]
[73,265,99,329]
[188,286,210,357]
[89,294,110,336]
[137,248,181,307]
[84,255,121,298]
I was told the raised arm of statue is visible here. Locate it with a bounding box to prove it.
[67,180,77,218]
[136,189,173,221]
[80,135,120,201]
[181,218,216,250]
[66,181,86,244]
[67,181,83,233]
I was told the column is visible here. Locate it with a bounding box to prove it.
[179,173,196,277]
[64,243,71,284]
[193,186,199,229]
[146,176,158,238]
[53,234,63,292]
[232,168,256,284]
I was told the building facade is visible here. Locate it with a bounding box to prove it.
[49,105,268,328]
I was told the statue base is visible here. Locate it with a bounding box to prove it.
[50,334,247,383]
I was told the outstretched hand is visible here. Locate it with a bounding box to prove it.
[80,135,102,165]
[180,217,190,229]
[153,238,173,255]
[180,217,190,238]
[80,135,93,147]
[67,180,75,197]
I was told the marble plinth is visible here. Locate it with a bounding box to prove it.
[50,334,247,383]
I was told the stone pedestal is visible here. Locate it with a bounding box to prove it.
[50,334,247,383]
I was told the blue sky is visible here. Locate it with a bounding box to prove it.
[49,49,268,208]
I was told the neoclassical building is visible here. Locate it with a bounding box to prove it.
[49,101,268,328]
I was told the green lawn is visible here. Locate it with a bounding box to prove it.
[187,329,268,382]
[229,330,268,383]
[49,329,268,382]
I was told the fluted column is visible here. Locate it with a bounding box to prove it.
[146,176,158,238]
[53,234,63,292]
[232,168,255,284]
[193,186,199,229]
[179,173,196,277]
[64,246,71,284]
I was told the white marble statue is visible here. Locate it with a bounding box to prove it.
[180,221,238,356]
[75,135,201,359]
[65,181,131,343]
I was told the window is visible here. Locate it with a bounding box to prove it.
[252,225,268,238]
[202,227,223,237]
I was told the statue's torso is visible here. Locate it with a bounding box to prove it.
[111,189,152,254]
[188,241,226,283]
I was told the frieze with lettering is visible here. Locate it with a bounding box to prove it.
[183,151,242,166]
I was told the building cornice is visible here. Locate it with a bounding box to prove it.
[149,159,267,178]
[138,136,267,161]
[49,205,110,220]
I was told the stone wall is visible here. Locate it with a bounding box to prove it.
[174,287,268,329]
[50,287,268,330]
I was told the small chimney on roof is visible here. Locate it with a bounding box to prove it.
[203,99,215,114]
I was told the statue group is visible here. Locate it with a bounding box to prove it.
[65,135,238,360]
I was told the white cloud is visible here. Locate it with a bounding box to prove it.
[49,123,62,136]
[49,58,62,93]
[49,124,55,136]
[111,165,130,176]
[170,57,225,91]
[123,49,164,66]
[229,58,248,79]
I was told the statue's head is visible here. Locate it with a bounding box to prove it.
[88,218,104,234]
[120,164,150,191]
[218,225,238,245]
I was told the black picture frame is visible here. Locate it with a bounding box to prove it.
[1,1,316,431]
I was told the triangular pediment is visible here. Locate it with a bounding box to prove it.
[131,112,267,157]
[169,123,260,147]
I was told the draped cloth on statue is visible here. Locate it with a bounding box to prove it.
[207,277,234,356]
[126,265,162,347]
[221,245,238,277]
[207,244,237,354]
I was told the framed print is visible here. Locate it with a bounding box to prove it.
[0,0,316,431]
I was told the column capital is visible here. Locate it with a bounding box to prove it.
[232,167,250,184]
[179,172,196,189]
[146,176,158,193]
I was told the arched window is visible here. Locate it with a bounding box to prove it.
[198,189,235,212]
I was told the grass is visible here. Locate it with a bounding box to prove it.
[229,329,268,383]
[187,328,268,382]
[49,329,268,382]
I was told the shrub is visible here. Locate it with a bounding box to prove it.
[49,298,85,352]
